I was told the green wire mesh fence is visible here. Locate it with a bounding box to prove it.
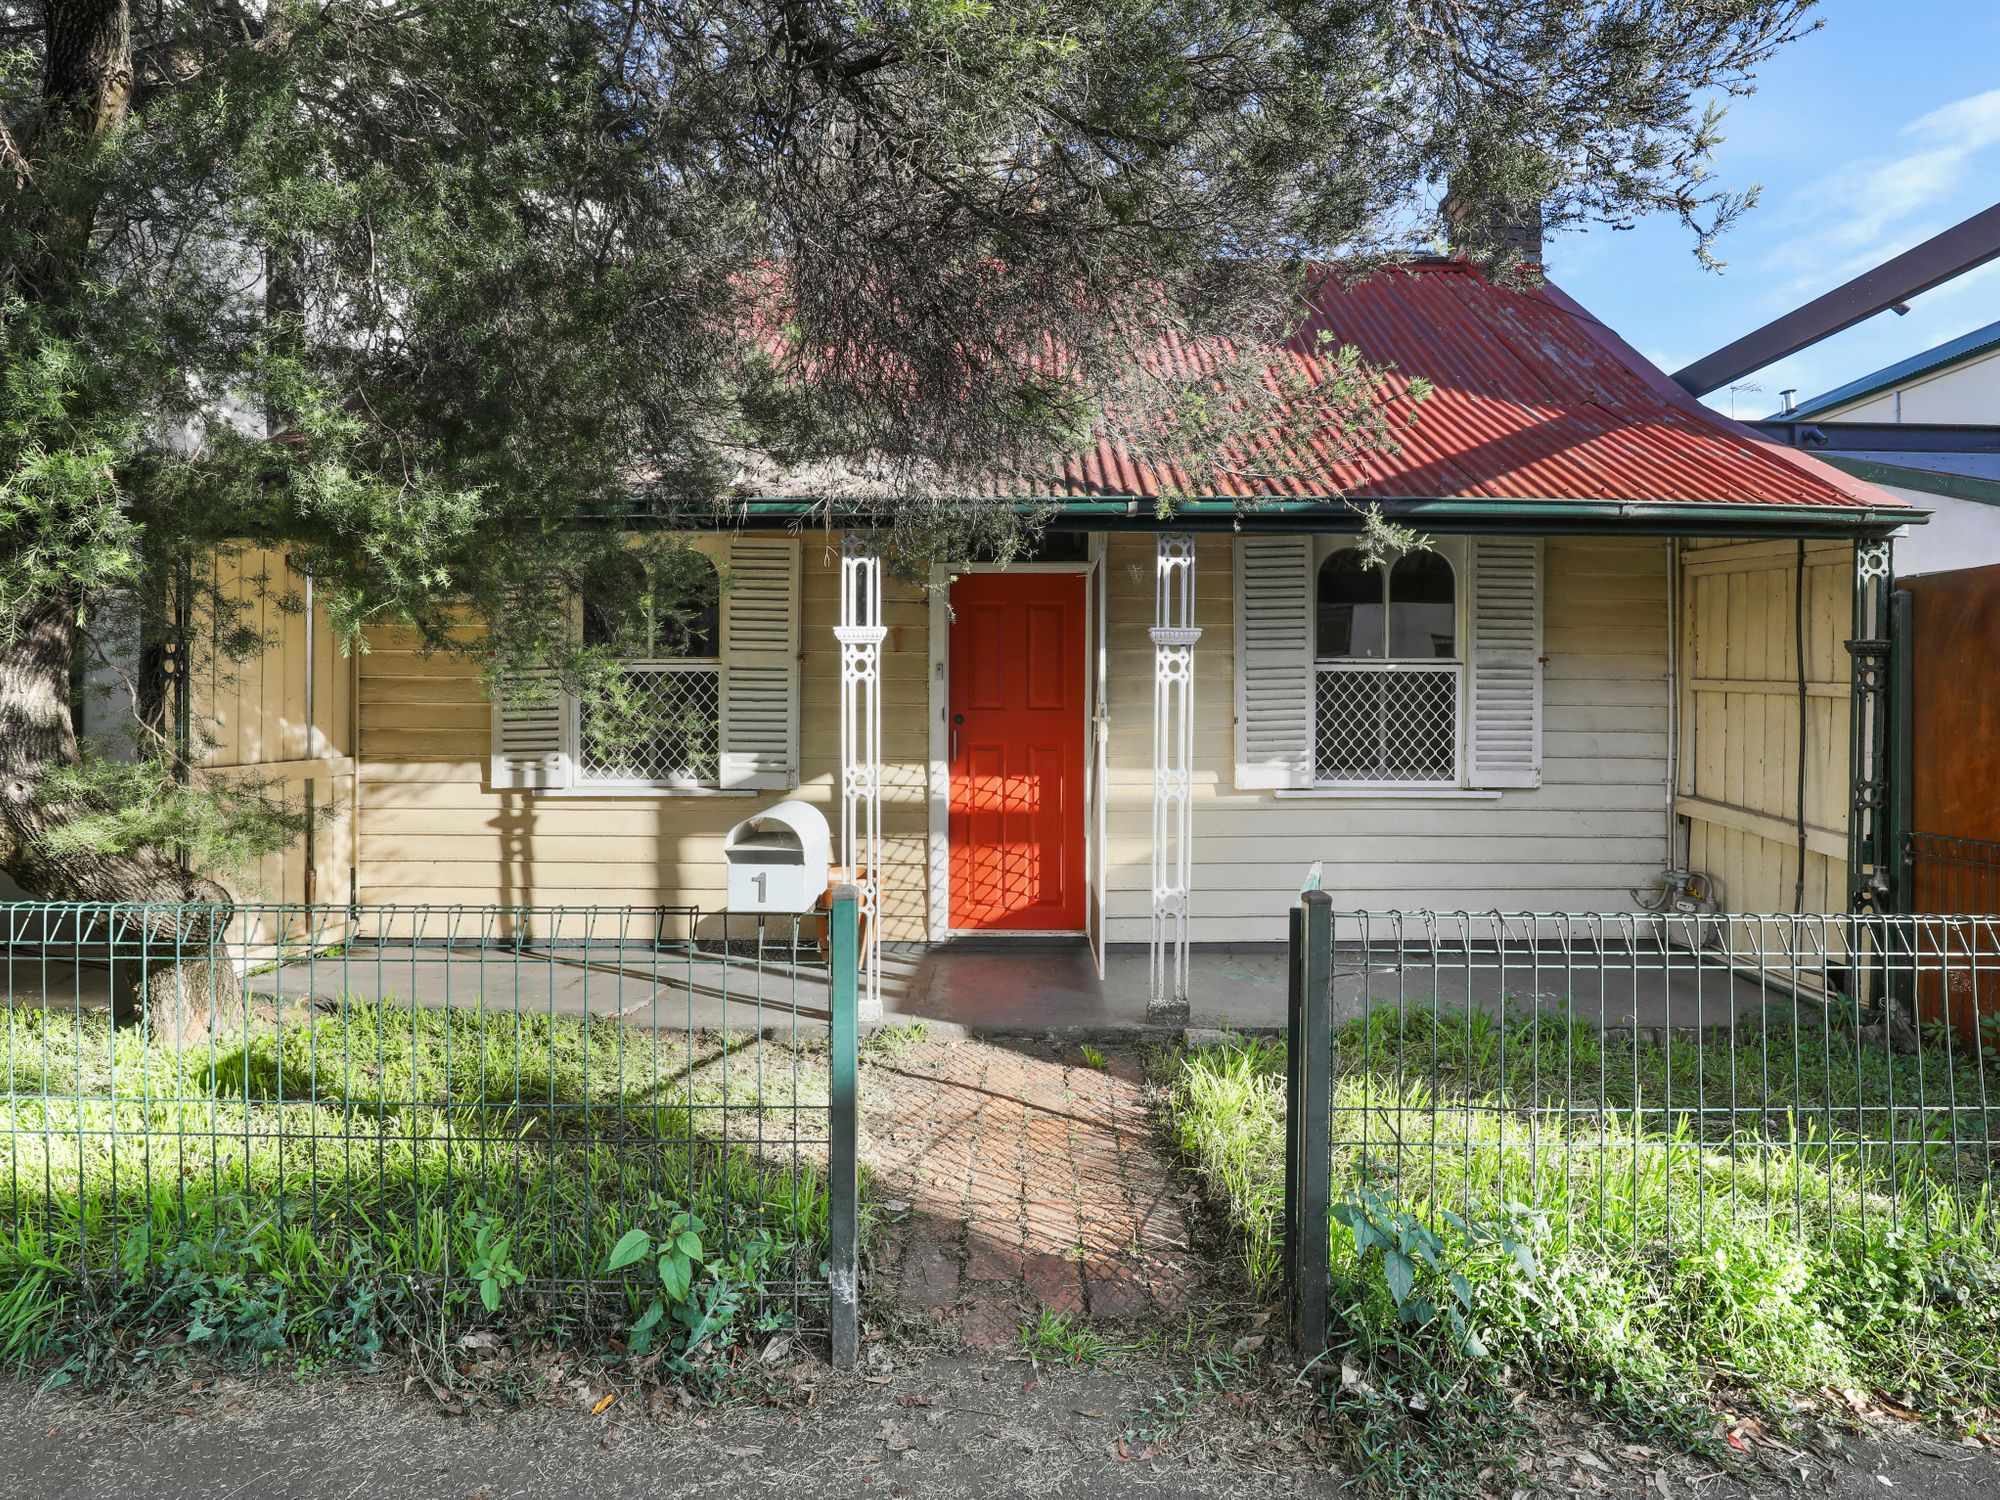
[0,897,860,1359]
[1284,898,2000,1357]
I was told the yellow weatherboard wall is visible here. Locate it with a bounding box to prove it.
[354,533,935,941]
[1097,533,1675,943]
[352,528,1676,943]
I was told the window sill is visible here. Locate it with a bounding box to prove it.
[1272,788,1503,803]
[539,785,757,800]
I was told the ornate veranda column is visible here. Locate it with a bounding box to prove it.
[1150,533,1198,1021]
[837,536,886,1021]
[1846,536,1895,915]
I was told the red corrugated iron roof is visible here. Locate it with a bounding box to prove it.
[1039,260,1904,512]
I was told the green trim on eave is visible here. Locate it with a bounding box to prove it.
[705,495,1920,539]
[1821,455,2000,509]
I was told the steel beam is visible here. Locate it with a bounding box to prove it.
[1755,421,2000,456]
[1674,203,2000,396]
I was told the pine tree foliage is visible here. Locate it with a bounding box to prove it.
[1,0,1817,894]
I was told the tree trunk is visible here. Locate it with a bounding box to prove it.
[39,0,134,142]
[4,0,241,1043]
[0,598,239,1044]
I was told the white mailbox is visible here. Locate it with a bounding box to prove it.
[723,799,832,914]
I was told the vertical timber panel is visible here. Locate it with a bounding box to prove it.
[1677,539,1853,916]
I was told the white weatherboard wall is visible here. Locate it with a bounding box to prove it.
[1099,533,1673,944]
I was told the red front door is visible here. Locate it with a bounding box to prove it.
[948,572,1087,931]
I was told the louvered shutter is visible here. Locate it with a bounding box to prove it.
[489,668,569,790]
[1233,536,1314,790]
[718,535,802,789]
[1467,537,1543,789]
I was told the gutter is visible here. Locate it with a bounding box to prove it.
[697,495,1923,539]
[1818,455,2000,510]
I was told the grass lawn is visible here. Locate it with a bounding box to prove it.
[0,996,833,1377]
[1162,1003,2000,1495]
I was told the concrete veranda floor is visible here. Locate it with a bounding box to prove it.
[11,936,1793,1035]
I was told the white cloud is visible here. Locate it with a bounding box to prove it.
[1754,87,2000,303]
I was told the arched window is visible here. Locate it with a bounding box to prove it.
[582,551,720,660]
[1315,547,1382,658]
[1387,551,1455,659]
[1315,549,1456,660]
[1313,546,1461,785]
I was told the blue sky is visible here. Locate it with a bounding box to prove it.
[1544,3,2000,418]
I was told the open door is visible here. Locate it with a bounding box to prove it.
[1088,539,1109,977]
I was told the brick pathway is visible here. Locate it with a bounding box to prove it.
[862,1036,1196,1349]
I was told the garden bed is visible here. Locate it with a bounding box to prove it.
[0,998,833,1377]
[1159,1006,2000,1494]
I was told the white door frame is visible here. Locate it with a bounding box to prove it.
[924,555,1098,941]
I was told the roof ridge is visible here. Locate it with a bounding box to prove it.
[1787,315,2000,418]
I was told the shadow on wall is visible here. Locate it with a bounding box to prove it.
[496,788,536,923]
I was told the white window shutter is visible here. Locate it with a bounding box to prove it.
[718,535,801,789]
[1467,537,1542,789]
[1233,535,1314,790]
[489,668,569,790]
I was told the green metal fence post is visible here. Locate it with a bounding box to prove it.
[1887,588,1916,1013]
[828,884,861,1369]
[1846,538,1895,915]
[1890,588,1914,913]
[1283,904,1303,1320]
[1291,889,1334,1362]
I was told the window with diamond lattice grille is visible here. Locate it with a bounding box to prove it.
[576,552,723,787]
[1314,549,1460,784]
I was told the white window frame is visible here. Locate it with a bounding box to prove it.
[567,552,725,793]
[1310,537,1468,790]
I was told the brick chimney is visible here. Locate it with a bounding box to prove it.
[1440,183,1544,267]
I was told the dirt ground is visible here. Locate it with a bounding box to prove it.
[6,1346,2000,1500]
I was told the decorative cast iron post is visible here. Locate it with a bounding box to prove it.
[1846,538,1895,915]
[836,536,885,1021]
[1150,533,1198,1021]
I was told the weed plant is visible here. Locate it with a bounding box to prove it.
[1163,1005,2000,1495]
[0,999,832,1381]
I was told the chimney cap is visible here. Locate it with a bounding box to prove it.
[1779,388,1798,414]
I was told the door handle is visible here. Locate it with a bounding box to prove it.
[951,712,964,762]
